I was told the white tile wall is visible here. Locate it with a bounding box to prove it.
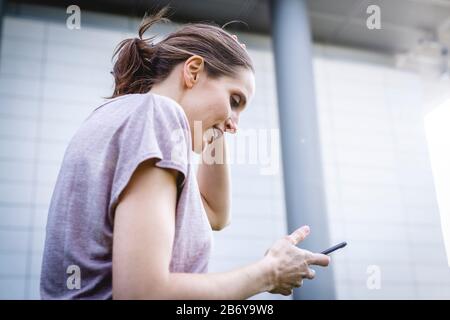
[0,7,448,300]
[0,13,289,300]
[314,47,450,299]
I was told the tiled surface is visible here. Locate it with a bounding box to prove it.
[0,14,289,300]
[314,49,450,299]
[0,9,448,300]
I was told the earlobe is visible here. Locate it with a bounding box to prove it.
[183,68,194,89]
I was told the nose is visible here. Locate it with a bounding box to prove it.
[225,114,239,133]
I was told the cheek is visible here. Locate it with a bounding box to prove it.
[204,96,229,123]
[217,102,230,120]
[203,106,226,130]
[214,93,230,120]
[200,83,230,123]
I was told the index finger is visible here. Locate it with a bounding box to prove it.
[307,253,331,267]
[287,225,310,245]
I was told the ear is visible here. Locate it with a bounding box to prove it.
[183,55,205,89]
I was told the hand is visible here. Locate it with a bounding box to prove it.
[231,34,246,49]
[263,226,331,296]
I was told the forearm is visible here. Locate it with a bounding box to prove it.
[162,258,274,300]
[197,137,231,228]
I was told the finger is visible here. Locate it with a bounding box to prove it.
[241,43,246,48]
[287,225,310,245]
[293,279,303,288]
[307,253,331,267]
[231,34,238,40]
[281,288,293,296]
[303,268,316,280]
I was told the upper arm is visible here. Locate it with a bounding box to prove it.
[112,158,179,299]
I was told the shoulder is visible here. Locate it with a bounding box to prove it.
[91,93,188,130]
[147,93,190,131]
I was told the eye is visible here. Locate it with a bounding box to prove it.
[230,94,241,109]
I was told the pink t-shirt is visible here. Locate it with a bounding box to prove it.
[40,92,213,299]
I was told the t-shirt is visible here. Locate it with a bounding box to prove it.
[40,92,213,299]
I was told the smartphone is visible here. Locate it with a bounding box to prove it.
[321,241,347,255]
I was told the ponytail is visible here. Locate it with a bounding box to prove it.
[109,7,169,97]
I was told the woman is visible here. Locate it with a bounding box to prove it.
[40,8,330,299]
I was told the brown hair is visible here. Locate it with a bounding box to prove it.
[109,7,254,98]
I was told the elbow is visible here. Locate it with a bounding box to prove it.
[211,216,231,231]
[202,196,231,231]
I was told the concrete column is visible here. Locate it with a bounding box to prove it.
[270,0,336,300]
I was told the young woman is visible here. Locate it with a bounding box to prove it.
[40,8,330,299]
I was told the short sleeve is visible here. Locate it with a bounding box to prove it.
[108,95,191,216]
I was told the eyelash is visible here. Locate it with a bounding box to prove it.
[230,95,240,109]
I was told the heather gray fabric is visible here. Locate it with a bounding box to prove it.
[40,92,213,299]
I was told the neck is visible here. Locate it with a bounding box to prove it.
[149,81,193,127]
[149,82,183,106]
[149,79,199,151]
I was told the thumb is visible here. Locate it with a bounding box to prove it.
[287,225,310,245]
